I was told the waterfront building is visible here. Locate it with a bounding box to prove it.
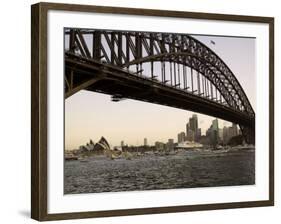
[199,135,210,145]
[186,129,195,142]
[195,128,202,142]
[222,123,239,144]
[177,132,186,143]
[167,139,174,150]
[93,136,111,152]
[205,119,219,146]
[229,123,238,137]
[155,141,165,151]
[223,126,228,144]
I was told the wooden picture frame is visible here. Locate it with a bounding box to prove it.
[31,2,274,221]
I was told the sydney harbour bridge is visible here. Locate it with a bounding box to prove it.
[64,28,255,144]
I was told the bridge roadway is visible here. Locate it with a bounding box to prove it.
[65,53,255,129]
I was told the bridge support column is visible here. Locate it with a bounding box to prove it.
[240,126,255,145]
[93,31,101,60]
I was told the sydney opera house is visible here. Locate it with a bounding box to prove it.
[78,136,111,154]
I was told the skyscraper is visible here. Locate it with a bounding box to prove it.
[218,128,223,142]
[212,118,219,132]
[209,118,219,146]
[228,123,239,141]
[195,128,202,142]
[189,114,198,132]
[232,123,238,136]
[144,138,148,146]
[223,126,228,144]
[186,129,195,141]
[177,132,186,143]
[186,114,198,142]
[186,123,190,137]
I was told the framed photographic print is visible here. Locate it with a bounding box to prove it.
[31,2,274,221]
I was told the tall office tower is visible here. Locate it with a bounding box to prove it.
[144,138,148,146]
[189,114,198,132]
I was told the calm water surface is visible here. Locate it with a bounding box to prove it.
[64,149,255,194]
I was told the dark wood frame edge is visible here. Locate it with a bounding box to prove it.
[31,3,48,221]
[31,2,274,221]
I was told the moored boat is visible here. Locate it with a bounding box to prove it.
[65,154,78,161]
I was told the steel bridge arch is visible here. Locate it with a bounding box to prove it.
[122,52,239,110]
[118,32,254,118]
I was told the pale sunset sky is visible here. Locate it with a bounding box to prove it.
[65,32,256,150]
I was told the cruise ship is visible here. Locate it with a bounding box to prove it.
[175,141,203,150]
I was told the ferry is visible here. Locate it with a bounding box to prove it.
[175,141,203,150]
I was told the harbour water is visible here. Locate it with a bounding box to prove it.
[64,149,255,194]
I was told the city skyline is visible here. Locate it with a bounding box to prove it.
[65,103,239,150]
[65,34,255,150]
[122,115,239,147]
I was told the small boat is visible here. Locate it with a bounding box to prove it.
[136,152,142,157]
[65,155,78,161]
[79,158,89,162]
[213,149,229,153]
[110,153,121,160]
[123,151,133,160]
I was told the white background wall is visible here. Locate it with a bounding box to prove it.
[0,0,279,223]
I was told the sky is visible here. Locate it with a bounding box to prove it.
[65,32,256,150]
